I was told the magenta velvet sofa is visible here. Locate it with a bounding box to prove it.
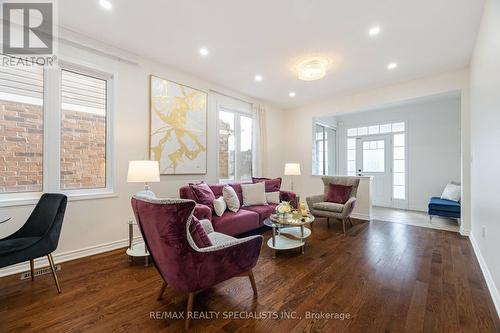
[179,182,297,236]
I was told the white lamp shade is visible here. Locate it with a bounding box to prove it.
[127,161,160,183]
[284,163,301,176]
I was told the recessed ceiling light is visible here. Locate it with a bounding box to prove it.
[254,75,263,82]
[199,48,209,56]
[295,57,330,81]
[368,26,381,37]
[387,62,398,70]
[99,0,112,10]
[289,92,296,98]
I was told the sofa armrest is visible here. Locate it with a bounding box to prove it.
[194,204,212,221]
[280,190,298,208]
[306,194,324,210]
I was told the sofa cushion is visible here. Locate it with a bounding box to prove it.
[241,204,277,222]
[326,183,352,204]
[189,217,212,248]
[223,185,240,212]
[312,202,344,213]
[265,191,280,204]
[241,182,267,206]
[213,196,227,216]
[252,177,282,192]
[441,183,461,202]
[189,183,216,211]
[211,209,260,236]
[428,197,461,213]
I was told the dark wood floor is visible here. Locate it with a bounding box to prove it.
[1,219,498,333]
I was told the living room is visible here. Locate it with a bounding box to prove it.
[1,0,499,332]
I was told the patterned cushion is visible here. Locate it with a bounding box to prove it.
[207,232,237,246]
[312,202,344,213]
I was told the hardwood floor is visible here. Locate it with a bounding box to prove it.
[1,219,498,332]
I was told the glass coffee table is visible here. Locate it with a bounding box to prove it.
[263,213,314,258]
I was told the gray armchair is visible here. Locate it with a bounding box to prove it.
[306,176,360,233]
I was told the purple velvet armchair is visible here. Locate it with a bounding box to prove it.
[130,196,262,329]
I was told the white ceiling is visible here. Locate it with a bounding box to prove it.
[59,0,484,109]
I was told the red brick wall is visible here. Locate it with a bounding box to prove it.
[0,99,106,193]
[60,110,106,190]
[0,100,43,193]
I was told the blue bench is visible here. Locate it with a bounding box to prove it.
[428,197,461,220]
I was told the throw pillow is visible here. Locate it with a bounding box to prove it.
[213,196,227,217]
[326,183,353,204]
[223,185,240,212]
[189,182,216,211]
[252,177,282,192]
[189,216,212,248]
[241,182,267,206]
[265,191,280,204]
[441,182,461,202]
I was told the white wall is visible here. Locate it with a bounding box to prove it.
[333,95,461,211]
[0,29,286,276]
[283,68,471,234]
[469,0,500,315]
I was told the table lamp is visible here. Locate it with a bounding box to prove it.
[284,163,301,192]
[127,160,160,197]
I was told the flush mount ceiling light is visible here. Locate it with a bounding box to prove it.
[289,92,296,98]
[99,0,112,10]
[295,57,330,81]
[254,75,263,82]
[199,48,209,56]
[387,62,398,70]
[368,26,381,37]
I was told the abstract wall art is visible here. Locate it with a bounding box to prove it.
[150,75,207,175]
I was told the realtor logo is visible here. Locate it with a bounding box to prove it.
[1,1,54,55]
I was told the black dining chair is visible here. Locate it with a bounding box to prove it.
[0,193,67,293]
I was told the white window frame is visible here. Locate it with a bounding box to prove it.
[216,106,255,182]
[0,60,115,207]
[312,123,336,176]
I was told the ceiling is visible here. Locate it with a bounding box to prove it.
[59,0,484,109]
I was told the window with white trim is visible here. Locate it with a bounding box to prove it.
[313,123,336,175]
[0,55,113,199]
[218,109,254,181]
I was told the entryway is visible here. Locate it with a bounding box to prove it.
[372,206,459,232]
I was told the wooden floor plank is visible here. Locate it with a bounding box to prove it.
[1,219,498,332]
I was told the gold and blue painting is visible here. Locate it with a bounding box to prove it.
[150,75,207,175]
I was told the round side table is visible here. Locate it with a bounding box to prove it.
[126,220,150,267]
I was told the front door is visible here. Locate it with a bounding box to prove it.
[356,135,392,207]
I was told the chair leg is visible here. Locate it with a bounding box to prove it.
[157,281,167,300]
[185,293,194,329]
[30,259,35,281]
[248,270,258,295]
[348,217,354,227]
[342,218,346,234]
[47,253,61,293]
[327,218,330,228]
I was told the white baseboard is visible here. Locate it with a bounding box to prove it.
[470,234,500,317]
[0,236,142,278]
[352,213,371,221]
